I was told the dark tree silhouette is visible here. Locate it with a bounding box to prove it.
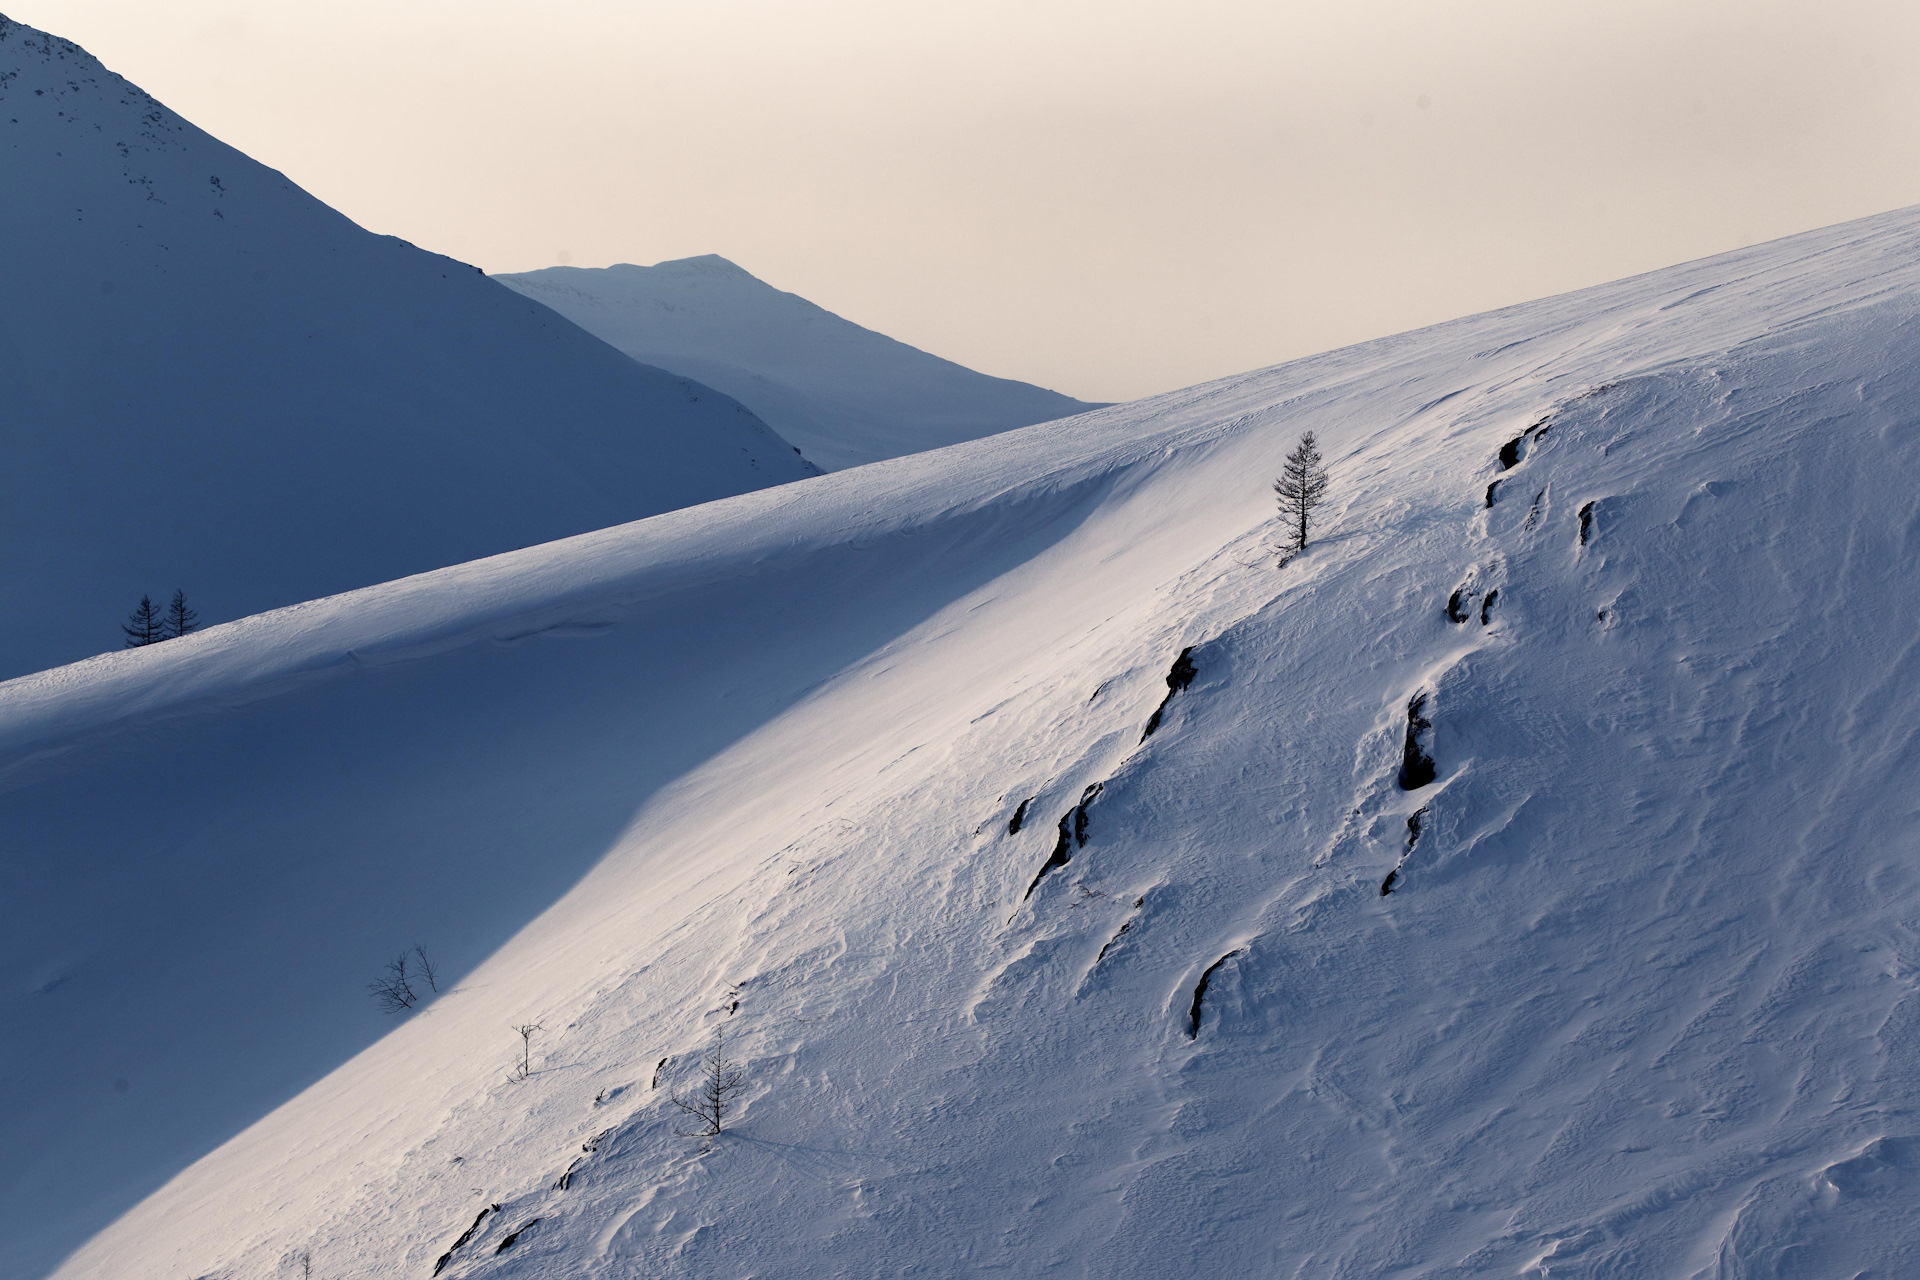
[670,1027,745,1137]
[122,595,165,647]
[165,589,199,639]
[368,945,438,1013]
[1272,430,1331,553]
[367,953,420,1014]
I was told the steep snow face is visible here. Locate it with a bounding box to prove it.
[12,207,1920,1280]
[0,19,815,682]
[496,256,1102,471]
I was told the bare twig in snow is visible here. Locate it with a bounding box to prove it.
[514,1023,543,1079]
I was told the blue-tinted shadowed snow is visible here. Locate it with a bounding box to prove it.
[0,18,814,682]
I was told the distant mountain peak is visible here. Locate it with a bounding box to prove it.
[0,16,816,688]
[498,259,1102,470]
[645,253,757,278]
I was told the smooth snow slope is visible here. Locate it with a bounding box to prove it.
[0,18,814,682]
[496,256,1102,471]
[11,207,1920,1280]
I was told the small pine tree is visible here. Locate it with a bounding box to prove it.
[1272,430,1331,553]
[670,1027,745,1137]
[165,589,199,639]
[122,595,165,647]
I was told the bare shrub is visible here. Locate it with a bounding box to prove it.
[413,944,439,993]
[367,944,439,1013]
[514,1023,542,1079]
[367,953,418,1014]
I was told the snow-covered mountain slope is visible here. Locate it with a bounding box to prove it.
[12,206,1920,1280]
[495,256,1102,471]
[0,18,814,682]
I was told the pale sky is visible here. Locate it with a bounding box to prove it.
[16,0,1920,402]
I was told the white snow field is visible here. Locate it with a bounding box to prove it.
[496,256,1101,471]
[11,205,1920,1280]
[0,17,815,682]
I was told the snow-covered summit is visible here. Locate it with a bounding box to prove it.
[496,255,1103,471]
[653,254,756,279]
[0,17,815,681]
[11,191,1920,1275]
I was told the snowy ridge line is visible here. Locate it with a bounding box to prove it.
[0,391,1214,761]
[3,187,1881,751]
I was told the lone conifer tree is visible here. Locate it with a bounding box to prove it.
[122,595,165,647]
[165,589,199,639]
[1273,430,1330,553]
[670,1026,745,1137]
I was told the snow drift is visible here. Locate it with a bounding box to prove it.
[9,200,1920,1279]
[496,256,1101,471]
[0,17,814,682]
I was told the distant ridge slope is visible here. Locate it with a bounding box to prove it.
[0,17,815,681]
[496,255,1103,471]
[13,193,1920,1275]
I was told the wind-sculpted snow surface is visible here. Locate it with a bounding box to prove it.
[497,256,1101,471]
[0,18,813,681]
[10,207,1920,1278]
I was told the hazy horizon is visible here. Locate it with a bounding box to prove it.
[15,0,1920,402]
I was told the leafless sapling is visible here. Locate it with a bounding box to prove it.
[164,588,199,639]
[413,944,439,993]
[367,953,419,1014]
[122,594,165,647]
[1272,429,1331,555]
[670,1027,745,1137]
[514,1023,543,1079]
